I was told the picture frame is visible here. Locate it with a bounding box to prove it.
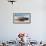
[13,13,31,24]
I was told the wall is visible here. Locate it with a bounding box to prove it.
[0,0,46,41]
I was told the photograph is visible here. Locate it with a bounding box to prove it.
[13,13,31,24]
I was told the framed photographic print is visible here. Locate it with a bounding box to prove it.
[13,13,31,24]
